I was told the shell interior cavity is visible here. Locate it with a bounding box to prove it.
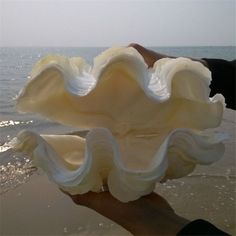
[12,47,227,202]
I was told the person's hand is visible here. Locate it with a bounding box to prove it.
[128,43,171,68]
[128,43,208,68]
[62,189,189,235]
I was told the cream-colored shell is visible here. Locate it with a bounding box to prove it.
[12,47,226,202]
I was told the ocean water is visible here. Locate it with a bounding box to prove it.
[0,46,235,192]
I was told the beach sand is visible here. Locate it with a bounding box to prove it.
[0,109,235,235]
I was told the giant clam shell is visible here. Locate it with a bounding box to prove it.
[12,47,226,202]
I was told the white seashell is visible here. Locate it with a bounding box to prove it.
[13,47,227,202]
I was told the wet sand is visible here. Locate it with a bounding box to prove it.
[0,174,131,235]
[0,109,235,235]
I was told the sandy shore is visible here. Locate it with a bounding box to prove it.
[0,109,235,235]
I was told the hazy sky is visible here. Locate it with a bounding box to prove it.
[0,0,235,47]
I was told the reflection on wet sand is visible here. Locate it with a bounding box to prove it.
[0,149,36,194]
[0,109,235,235]
[156,175,235,234]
